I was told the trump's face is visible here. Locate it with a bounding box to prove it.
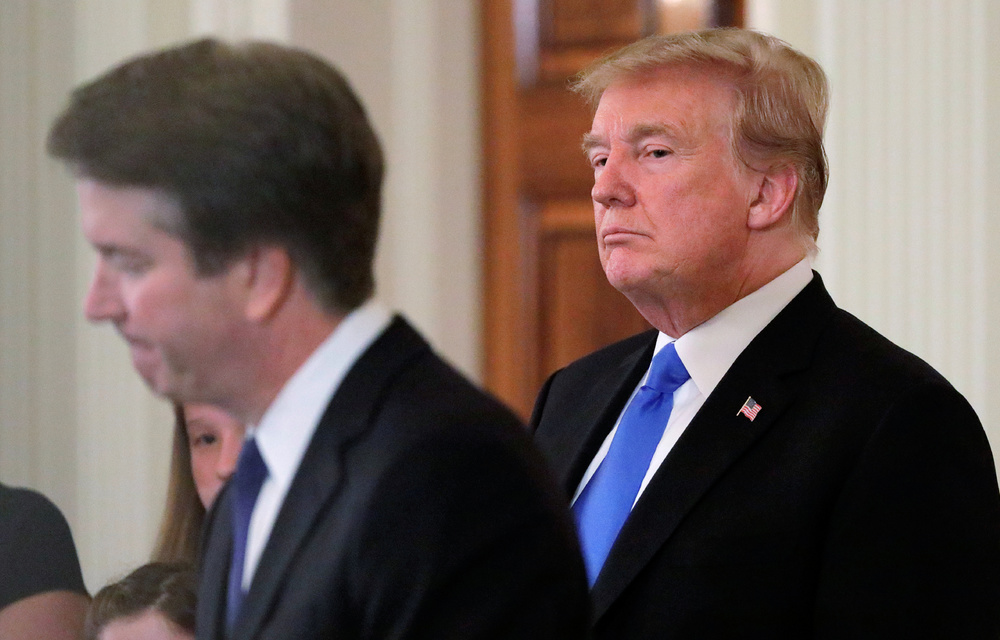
[78,180,252,405]
[585,65,759,318]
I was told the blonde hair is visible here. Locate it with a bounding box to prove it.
[573,28,829,253]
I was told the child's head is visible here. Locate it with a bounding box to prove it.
[86,563,196,640]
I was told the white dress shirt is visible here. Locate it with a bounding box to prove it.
[572,259,814,506]
[240,300,392,589]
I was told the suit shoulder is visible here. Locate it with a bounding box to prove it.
[529,329,656,435]
[0,485,86,605]
[0,485,77,552]
[355,341,537,478]
[554,329,657,380]
[351,316,524,433]
[386,346,523,430]
[824,307,953,390]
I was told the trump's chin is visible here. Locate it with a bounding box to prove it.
[601,252,652,296]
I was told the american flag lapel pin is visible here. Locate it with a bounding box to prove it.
[737,396,762,421]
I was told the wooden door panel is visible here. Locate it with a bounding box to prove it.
[541,233,612,374]
[536,0,647,82]
[538,200,650,375]
[519,86,593,199]
[545,0,645,45]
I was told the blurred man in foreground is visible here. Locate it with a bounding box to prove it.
[50,38,587,640]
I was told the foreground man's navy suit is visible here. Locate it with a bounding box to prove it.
[200,318,589,639]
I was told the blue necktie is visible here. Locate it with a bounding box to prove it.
[226,437,268,630]
[573,342,689,585]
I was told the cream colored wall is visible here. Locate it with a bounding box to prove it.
[1,0,998,593]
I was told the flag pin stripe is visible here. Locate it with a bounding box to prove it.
[737,396,761,421]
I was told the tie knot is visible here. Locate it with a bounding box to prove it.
[235,437,268,496]
[645,342,689,395]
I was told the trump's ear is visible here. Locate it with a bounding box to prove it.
[747,164,798,230]
[244,245,294,322]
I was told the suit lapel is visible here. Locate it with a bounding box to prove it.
[548,334,656,497]
[231,317,429,638]
[591,275,838,619]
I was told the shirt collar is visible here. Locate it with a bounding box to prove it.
[660,259,813,398]
[249,300,393,490]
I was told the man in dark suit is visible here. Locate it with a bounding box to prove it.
[531,28,1000,638]
[48,39,588,639]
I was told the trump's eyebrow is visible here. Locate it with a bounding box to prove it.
[629,122,681,142]
[581,122,682,155]
[581,132,604,155]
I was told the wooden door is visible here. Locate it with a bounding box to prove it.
[482,0,744,417]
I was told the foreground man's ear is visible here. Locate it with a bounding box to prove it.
[244,246,294,322]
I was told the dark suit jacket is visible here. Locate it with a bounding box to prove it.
[198,317,588,640]
[531,274,1000,639]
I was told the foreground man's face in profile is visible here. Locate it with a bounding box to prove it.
[78,179,250,405]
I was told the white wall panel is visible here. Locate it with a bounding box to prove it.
[191,0,289,40]
[0,1,40,489]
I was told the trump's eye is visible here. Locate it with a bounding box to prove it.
[649,148,671,159]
